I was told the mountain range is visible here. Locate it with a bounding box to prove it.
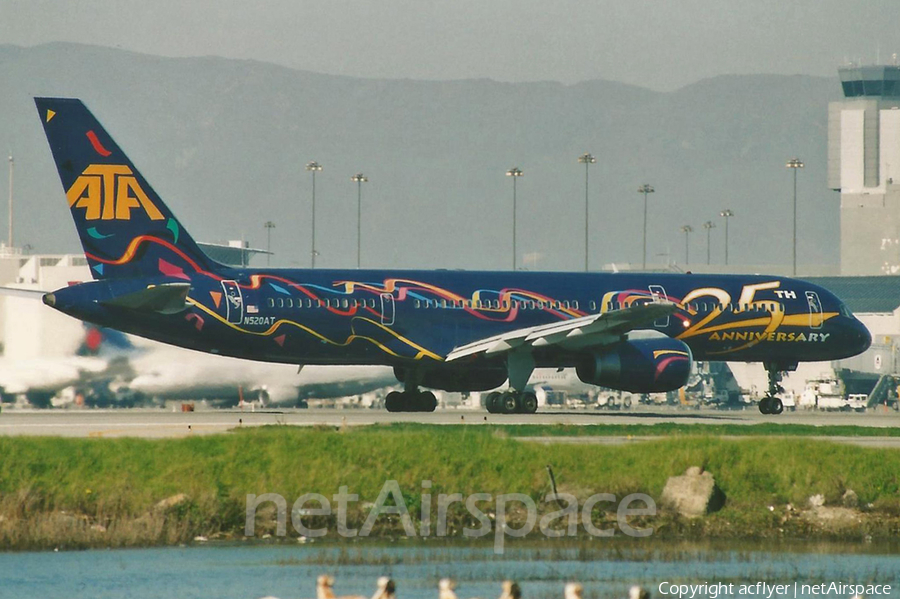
[0,43,842,271]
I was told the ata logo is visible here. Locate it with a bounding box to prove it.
[66,164,164,221]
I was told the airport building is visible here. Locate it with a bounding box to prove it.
[829,64,900,275]
[0,242,264,360]
[0,248,90,360]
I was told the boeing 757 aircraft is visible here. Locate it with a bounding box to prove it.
[33,98,871,415]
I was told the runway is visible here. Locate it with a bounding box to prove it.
[0,406,897,438]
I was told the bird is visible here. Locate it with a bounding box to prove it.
[439,579,459,599]
[317,575,337,599]
[317,575,368,599]
[372,577,396,599]
[499,581,521,599]
[629,586,650,599]
[564,583,583,599]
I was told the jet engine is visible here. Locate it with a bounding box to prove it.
[575,337,692,393]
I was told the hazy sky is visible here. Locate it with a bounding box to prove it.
[2,0,899,90]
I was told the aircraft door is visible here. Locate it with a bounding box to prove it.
[648,285,670,327]
[221,280,244,324]
[380,293,395,326]
[806,291,823,330]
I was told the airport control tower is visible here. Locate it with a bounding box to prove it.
[829,62,900,275]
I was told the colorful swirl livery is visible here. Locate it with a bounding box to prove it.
[34,98,871,414]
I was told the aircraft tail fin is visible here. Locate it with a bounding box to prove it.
[34,97,222,280]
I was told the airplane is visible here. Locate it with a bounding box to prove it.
[32,97,872,416]
[0,319,396,409]
[0,352,109,408]
[123,345,396,407]
[0,322,132,408]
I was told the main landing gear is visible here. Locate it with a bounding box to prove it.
[384,389,437,412]
[758,361,796,415]
[484,350,539,414]
[484,390,539,414]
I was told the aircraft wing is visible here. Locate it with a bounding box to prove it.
[446,301,678,361]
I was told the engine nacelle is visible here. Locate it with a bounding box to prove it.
[575,337,692,393]
[393,366,508,392]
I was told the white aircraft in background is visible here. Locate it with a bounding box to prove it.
[525,368,621,408]
[0,323,396,408]
[122,341,396,407]
[0,355,110,408]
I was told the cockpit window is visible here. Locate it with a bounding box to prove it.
[839,302,854,318]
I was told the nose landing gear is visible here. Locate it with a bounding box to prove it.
[758,361,796,415]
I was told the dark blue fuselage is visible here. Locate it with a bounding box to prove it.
[47,267,872,370]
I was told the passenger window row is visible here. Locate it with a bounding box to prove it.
[412,299,580,311]
[265,296,785,314]
[266,297,378,309]
[586,301,785,313]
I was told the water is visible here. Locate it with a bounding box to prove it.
[0,541,898,599]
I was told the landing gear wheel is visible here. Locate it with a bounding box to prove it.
[520,392,538,414]
[500,391,519,414]
[486,391,502,414]
[385,391,404,413]
[770,397,784,415]
[758,396,772,414]
[418,391,437,412]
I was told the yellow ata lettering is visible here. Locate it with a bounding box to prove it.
[65,164,164,221]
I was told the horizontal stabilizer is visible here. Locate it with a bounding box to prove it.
[0,286,49,300]
[100,282,191,315]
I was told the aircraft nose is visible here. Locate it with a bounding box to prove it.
[854,320,872,353]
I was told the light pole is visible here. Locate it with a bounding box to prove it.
[577,153,596,272]
[702,220,715,265]
[720,209,734,266]
[306,161,322,268]
[506,167,524,270]
[681,225,693,265]
[786,158,804,276]
[351,173,368,268]
[264,221,275,266]
[7,155,13,248]
[637,184,655,270]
